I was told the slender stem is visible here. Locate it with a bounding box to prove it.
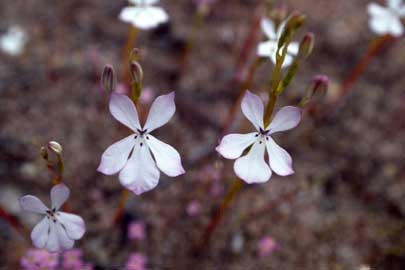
[0,206,29,240]
[339,34,395,100]
[112,189,130,225]
[198,178,243,249]
[123,26,139,84]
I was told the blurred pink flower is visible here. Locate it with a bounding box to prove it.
[139,86,156,105]
[126,252,147,270]
[128,221,146,240]
[216,91,301,184]
[97,92,185,195]
[19,183,86,252]
[193,0,217,6]
[258,236,278,257]
[62,248,93,269]
[20,248,58,270]
[186,200,201,216]
[115,83,130,95]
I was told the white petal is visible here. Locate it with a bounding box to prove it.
[54,222,74,250]
[281,53,294,68]
[19,195,48,214]
[143,92,175,132]
[368,3,390,17]
[261,18,276,39]
[257,40,277,59]
[216,132,257,159]
[266,136,294,176]
[109,93,141,132]
[97,135,136,175]
[57,212,86,240]
[388,17,404,36]
[46,222,60,252]
[241,90,264,130]
[146,135,185,177]
[267,106,302,134]
[119,6,168,30]
[130,0,160,5]
[388,0,402,9]
[287,42,299,56]
[31,217,50,249]
[399,6,405,16]
[119,142,160,195]
[50,183,70,210]
[234,141,272,184]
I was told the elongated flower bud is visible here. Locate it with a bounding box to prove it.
[130,60,143,84]
[40,146,49,160]
[298,33,314,59]
[312,74,329,98]
[101,64,115,93]
[48,141,63,155]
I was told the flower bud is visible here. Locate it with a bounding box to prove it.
[40,147,49,160]
[312,74,329,98]
[130,60,143,84]
[48,141,63,155]
[102,64,116,93]
[298,33,314,59]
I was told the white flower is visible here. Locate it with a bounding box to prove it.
[0,26,27,56]
[98,92,185,195]
[216,91,301,184]
[257,18,299,68]
[19,183,86,252]
[368,0,405,36]
[119,0,169,30]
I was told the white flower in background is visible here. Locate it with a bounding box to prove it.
[19,183,86,252]
[216,91,301,184]
[0,25,27,56]
[119,0,169,30]
[98,92,185,195]
[257,18,299,68]
[368,0,405,36]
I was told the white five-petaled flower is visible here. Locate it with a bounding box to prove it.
[98,92,185,195]
[19,183,86,253]
[0,25,27,56]
[119,0,169,30]
[368,0,405,37]
[216,91,301,184]
[257,17,299,68]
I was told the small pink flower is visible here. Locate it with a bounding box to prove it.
[258,236,278,257]
[19,183,86,252]
[126,252,147,270]
[98,92,185,195]
[62,248,83,269]
[216,91,301,183]
[20,248,58,270]
[186,200,201,216]
[128,221,146,240]
[139,86,155,105]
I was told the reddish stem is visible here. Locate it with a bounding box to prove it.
[0,206,29,239]
[339,34,395,101]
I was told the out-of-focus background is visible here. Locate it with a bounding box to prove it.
[1,0,405,269]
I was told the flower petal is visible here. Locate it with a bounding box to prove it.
[19,195,48,214]
[216,132,257,159]
[267,106,302,134]
[109,93,141,132]
[50,183,70,210]
[234,141,272,184]
[261,18,276,39]
[257,40,277,59]
[119,142,160,195]
[143,92,176,132]
[97,135,136,175]
[146,135,185,177]
[388,0,402,9]
[119,6,168,30]
[287,42,299,56]
[368,3,389,17]
[46,222,60,252]
[266,136,294,176]
[54,222,74,250]
[31,217,50,249]
[130,0,160,5]
[58,212,86,240]
[241,90,264,130]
